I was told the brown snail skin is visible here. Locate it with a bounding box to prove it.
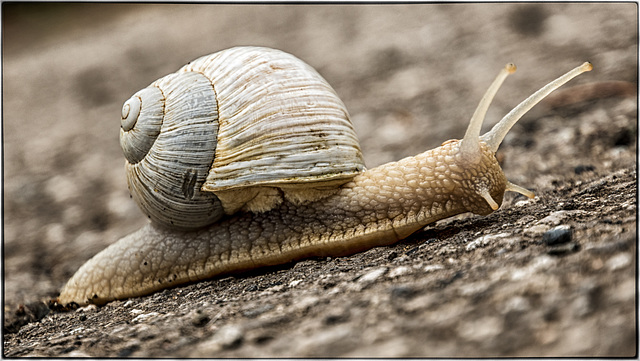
[58,46,592,306]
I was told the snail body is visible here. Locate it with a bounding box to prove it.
[59,47,592,305]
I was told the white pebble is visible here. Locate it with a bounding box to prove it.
[69,327,85,335]
[288,279,303,287]
[131,312,160,323]
[292,296,320,313]
[199,324,243,352]
[606,253,632,271]
[75,304,98,313]
[388,266,412,278]
[510,255,557,280]
[457,316,503,341]
[530,254,558,272]
[503,296,531,313]
[65,350,92,357]
[423,264,444,272]
[357,267,388,284]
[465,232,510,251]
[514,198,535,207]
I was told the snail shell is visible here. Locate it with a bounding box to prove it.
[120,47,366,230]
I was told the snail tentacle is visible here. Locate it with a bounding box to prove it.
[460,63,516,163]
[478,61,593,199]
[481,62,593,153]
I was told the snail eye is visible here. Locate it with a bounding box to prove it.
[121,96,142,131]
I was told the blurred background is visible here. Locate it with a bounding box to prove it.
[3,2,637,311]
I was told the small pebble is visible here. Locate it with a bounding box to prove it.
[465,232,511,251]
[523,224,550,238]
[514,198,534,207]
[584,235,632,254]
[244,284,259,292]
[401,293,438,313]
[324,310,350,325]
[69,326,85,335]
[131,312,160,323]
[502,296,531,314]
[458,281,490,297]
[390,285,417,300]
[357,267,387,284]
[75,304,98,313]
[292,296,320,313]
[388,265,412,278]
[511,255,557,280]
[117,342,140,357]
[457,316,503,341]
[65,350,93,357]
[190,309,210,327]
[606,253,632,271]
[423,264,444,272]
[542,225,573,245]
[242,304,274,318]
[288,279,303,287]
[205,324,244,351]
[547,242,580,255]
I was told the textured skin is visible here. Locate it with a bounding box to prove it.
[59,140,506,305]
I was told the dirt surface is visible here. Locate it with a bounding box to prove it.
[3,3,637,357]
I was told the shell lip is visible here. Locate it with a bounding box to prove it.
[204,169,364,192]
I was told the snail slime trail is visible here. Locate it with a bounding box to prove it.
[58,47,592,305]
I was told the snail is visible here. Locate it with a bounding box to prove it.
[58,46,592,306]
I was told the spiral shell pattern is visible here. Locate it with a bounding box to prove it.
[119,46,365,229]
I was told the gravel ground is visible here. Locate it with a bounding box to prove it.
[3,3,637,357]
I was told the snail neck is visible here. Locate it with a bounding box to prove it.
[330,138,506,240]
